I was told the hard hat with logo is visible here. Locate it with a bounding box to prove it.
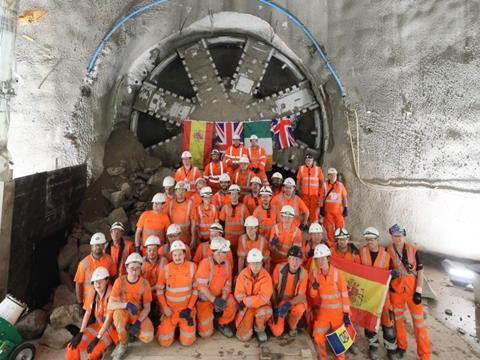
[228,184,241,193]
[110,221,125,232]
[288,245,303,259]
[152,192,167,203]
[389,224,406,236]
[314,244,331,258]
[250,134,258,140]
[271,172,283,180]
[91,266,110,283]
[163,176,175,188]
[250,176,262,185]
[283,177,296,187]
[167,223,181,235]
[210,222,224,233]
[210,237,227,251]
[219,173,231,182]
[309,222,323,234]
[170,240,186,252]
[175,181,187,190]
[247,248,263,263]
[363,227,380,238]
[181,151,192,159]
[259,186,273,196]
[334,227,350,239]
[244,216,259,227]
[200,186,213,197]
[145,235,161,247]
[90,232,107,245]
[327,168,338,175]
[125,253,144,266]
[239,156,250,164]
[280,205,295,217]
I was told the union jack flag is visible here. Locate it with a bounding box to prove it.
[271,116,297,149]
[214,122,244,153]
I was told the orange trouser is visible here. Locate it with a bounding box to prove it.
[391,291,431,359]
[66,323,118,360]
[112,310,154,344]
[157,309,196,347]
[323,212,345,243]
[235,305,272,341]
[268,301,307,337]
[196,295,237,338]
[313,308,346,360]
[302,195,319,222]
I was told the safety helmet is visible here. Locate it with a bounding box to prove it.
[232,134,241,140]
[239,156,250,164]
[244,216,259,227]
[280,205,295,217]
[283,177,296,187]
[125,253,144,266]
[259,186,273,196]
[151,192,167,203]
[309,222,323,234]
[170,240,186,252]
[314,244,331,258]
[110,221,125,232]
[334,227,350,239]
[389,224,406,236]
[181,151,192,159]
[305,154,314,159]
[271,172,283,180]
[228,184,241,193]
[247,248,263,263]
[250,134,258,140]
[200,186,213,197]
[175,181,187,190]
[327,168,338,175]
[91,267,109,283]
[220,239,231,252]
[219,173,231,182]
[210,237,226,251]
[167,224,181,235]
[209,222,224,232]
[211,149,221,155]
[145,235,161,247]
[90,232,107,245]
[250,176,262,185]
[163,176,175,188]
[287,245,303,259]
[363,227,380,239]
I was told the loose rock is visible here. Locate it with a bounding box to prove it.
[40,324,72,349]
[106,167,126,176]
[50,304,83,329]
[53,285,77,308]
[107,207,128,225]
[15,309,48,340]
[445,309,453,316]
[57,238,78,271]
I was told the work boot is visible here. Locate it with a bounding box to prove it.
[396,348,406,359]
[112,343,127,360]
[217,324,234,338]
[255,329,268,343]
[387,349,401,360]
[288,328,298,337]
[368,347,380,360]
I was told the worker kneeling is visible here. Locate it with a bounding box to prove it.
[108,254,154,360]
[234,248,273,342]
[67,267,118,360]
[195,237,236,339]
[156,240,198,347]
[268,245,308,337]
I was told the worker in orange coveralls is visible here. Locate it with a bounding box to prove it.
[175,150,201,198]
[204,149,227,192]
[246,134,268,183]
[219,184,249,250]
[237,215,270,273]
[224,134,247,175]
[105,222,134,279]
[330,227,359,263]
[296,154,324,223]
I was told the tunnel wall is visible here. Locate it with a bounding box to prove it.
[10,0,480,259]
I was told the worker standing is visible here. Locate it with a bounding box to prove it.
[66,267,118,360]
[331,228,359,263]
[135,193,170,254]
[234,249,273,342]
[246,134,268,183]
[296,154,324,223]
[166,181,194,248]
[224,134,247,176]
[108,253,154,359]
[268,246,308,337]
[319,168,348,243]
[270,172,284,196]
[175,151,201,198]
[162,176,175,205]
[75,233,116,306]
[158,224,192,262]
[253,186,279,239]
[204,149,227,192]
[242,176,263,213]
[105,222,134,278]
[304,222,325,272]
[237,216,270,273]
[156,241,198,347]
[219,184,249,251]
[272,178,309,230]
[191,186,218,247]
[212,173,231,210]
[233,156,255,199]
[310,244,351,360]
[189,177,207,207]
[387,224,431,360]
[195,237,237,339]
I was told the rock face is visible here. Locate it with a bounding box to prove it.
[50,304,83,328]
[57,238,78,271]
[53,284,77,308]
[15,309,48,340]
[40,324,72,349]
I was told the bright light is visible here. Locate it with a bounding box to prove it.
[447,267,475,282]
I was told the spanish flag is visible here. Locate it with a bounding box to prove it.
[331,256,391,332]
[183,119,215,169]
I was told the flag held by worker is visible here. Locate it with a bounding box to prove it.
[243,120,273,170]
[214,121,244,154]
[331,256,391,332]
[326,323,356,356]
[183,119,215,169]
[271,116,297,149]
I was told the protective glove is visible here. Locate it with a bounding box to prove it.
[238,301,246,311]
[70,332,83,349]
[128,320,141,335]
[343,312,351,326]
[126,302,138,315]
[413,292,422,305]
[308,249,315,258]
[214,297,227,312]
[342,207,349,217]
[270,235,279,246]
[279,302,292,317]
[179,308,192,319]
[390,269,400,279]
[135,246,141,254]
[319,207,325,217]
[86,337,99,353]
[312,281,319,290]
[186,316,194,327]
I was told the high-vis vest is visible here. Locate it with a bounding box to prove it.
[237,234,269,259]
[112,275,149,310]
[234,267,273,308]
[320,181,347,213]
[212,191,230,210]
[143,256,169,296]
[196,256,232,300]
[225,145,246,167]
[175,166,201,194]
[168,199,193,243]
[387,243,418,294]
[275,263,306,300]
[247,146,266,170]
[297,165,323,196]
[358,247,390,269]
[204,161,226,188]
[310,266,349,312]
[221,203,247,242]
[75,254,115,301]
[271,224,301,260]
[253,205,278,238]
[157,261,197,310]
[243,193,261,213]
[234,169,254,196]
[194,204,218,240]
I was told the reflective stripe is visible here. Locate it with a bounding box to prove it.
[179,329,195,338]
[412,313,424,320]
[143,229,162,236]
[378,249,388,268]
[197,205,217,237]
[158,332,174,340]
[199,315,214,326]
[245,297,252,307]
[320,303,342,309]
[168,199,192,230]
[199,328,214,337]
[166,295,190,302]
[314,327,330,333]
[323,182,343,204]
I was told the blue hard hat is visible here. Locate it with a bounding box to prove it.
[389,224,406,236]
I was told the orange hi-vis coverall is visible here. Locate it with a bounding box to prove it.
[233,168,255,198]
[74,254,116,304]
[110,276,155,344]
[387,244,431,359]
[167,198,193,247]
[212,191,230,210]
[175,165,201,198]
[156,261,198,346]
[253,204,279,238]
[193,242,234,269]
[247,145,267,182]
[189,192,202,207]
[158,242,192,262]
[331,245,359,263]
[224,144,247,173]
[195,257,237,338]
[104,238,134,278]
[269,223,303,268]
[192,203,218,243]
[271,193,309,227]
[143,256,169,296]
[237,234,270,268]
[296,165,324,222]
[319,181,348,242]
[204,161,227,192]
[242,193,261,214]
[234,267,273,341]
[310,265,350,360]
[219,203,248,250]
[66,286,118,360]
[136,210,171,248]
[268,263,308,337]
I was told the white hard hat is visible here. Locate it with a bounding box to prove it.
[309,222,323,234]
[145,235,161,247]
[152,192,167,203]
[210,222,224,232]
[250,176,262,185]
[232,134,241,140]
[210,237,226,251]
[228,184,241,193]
[90,232,107,245]
[91,267,109,282]
[170,240,186,252]
[219,173,231,182]
[314,244,331,258]
[125,253,144,266]
[163,176,175,187]
[167,223,181,235]
[259,186,273,196]
[239,156,250,164]
[363,227,380,238]
[271,172,283,180]
[280,205,295,217]
[200,186,213,197]
[327,168,338,175]
[220,239,231,252]
[283,177,296,187]
[334,228,350,239]
[244,216,259,227]
[110,221,125,232]
[175,181,187,190]
[247,248,263,263]
[250,134,258,140]
[181,151,192,159]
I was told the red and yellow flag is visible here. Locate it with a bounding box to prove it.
[183,119,214,169]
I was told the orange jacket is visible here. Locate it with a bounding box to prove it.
[272,263,308,301]
[196,256,232,299]
[237,233,270,261]
[142,256,169,295]
[269,223,303,265]
[319,181,348,214]
[191,203,218,241]
[271,193,309,223]
[175,165,201,195]
[309,265,350,313]
[357,247,390,269]
[83,286,118,341]
[253,205,279,238]
[296,165,324,197]
[233,168,255,197]
[74,254,116,301]
[234,266,273,308]
[193,242,234,269]
[247,145,267,170]
[387,243,419,294]
[204,161,227,191]
[224,144,247,168]
[158,243,192,262]
[137,210,171,245]
[219,203,249,247]
[167,199,193,246]
[331,245,359,263]
[156,261,198,310]
[212,191,230,210]
[189,193,202,207]
[110,275,152,311]
[242,193,261,214]
[105,239,135,277]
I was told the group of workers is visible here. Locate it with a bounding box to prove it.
[69,133,431,360]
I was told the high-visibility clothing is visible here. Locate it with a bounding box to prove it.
[233,168,255,198]
[387,243,420,294]
[242,193,261,214]
[156,309,197,347]
[271,193,309,226]
[212,191,230,210]
[137,210,171,246]
[319,181,348,213]
[310,265,350,360]
[158,243,192,262]
[297,165,323,222]
[74,254,116,303]
[247,146,268,181]
[268,263,308,337]
[105,238,134,278]
[204,161,227,192]
[224,144,247,169]
[324,212,345,244]
[196,295,237,338]
[252,205,279,238]
[113,310,154,344]
[269,223,303,268]
[219,203,249,249]
[167,199,193,247]
[234,266,273,341]
[191,203,218,242]
[143,256,169,296]
[175,165,201,197]
[331,245,359,263]
[237,234,270,263]
[271,186,282,196]
[189,193,202,207]
[193,242,234,269]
